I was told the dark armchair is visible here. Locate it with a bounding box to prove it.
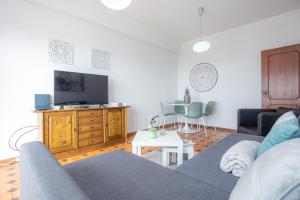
[237,109,277,136]
[237,107,300,136]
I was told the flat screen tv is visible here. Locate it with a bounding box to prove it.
[54,70,108,106]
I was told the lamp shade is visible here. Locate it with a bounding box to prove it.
[101,0,132,10]
[193,40,211,53]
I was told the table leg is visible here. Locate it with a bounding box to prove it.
[184,105,188,138]
[137,146,142,156]
[177,145,183,166]
[184,105,188,130]
[132,145,138,155]
[162,148,168,167]
[185,116,188,134]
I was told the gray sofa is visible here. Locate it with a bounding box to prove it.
[20,133,263,200]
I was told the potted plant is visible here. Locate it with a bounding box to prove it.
[148,115,159,138]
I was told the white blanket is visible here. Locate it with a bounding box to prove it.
[220,140,260,177]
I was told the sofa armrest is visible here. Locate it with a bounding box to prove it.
[237,109,276,128]
[20,142,91,200]
[257,112,280,137]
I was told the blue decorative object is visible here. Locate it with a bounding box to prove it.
[35,94,51,110]
[257,111,299,157]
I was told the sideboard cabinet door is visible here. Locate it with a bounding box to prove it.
[105,108,123,142]
[43,111,78,153]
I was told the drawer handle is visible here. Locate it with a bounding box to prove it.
[90,119,94,122]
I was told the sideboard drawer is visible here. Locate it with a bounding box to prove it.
[79,137,103,148]
[79,130,103,140]
[79,110,102,118]
[79,124,103,133]
[79,117,102,125]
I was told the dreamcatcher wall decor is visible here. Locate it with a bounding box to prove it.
[189,63,218,92]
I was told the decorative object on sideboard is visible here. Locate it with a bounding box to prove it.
[193,7,211,53]
[91,49,111,70]
[48,39,74,65]
[148,115,159,138]
[184,87,191,104]
[35,94,51,110]
[101,0,132,10]
[190,63,218,92]
[109,102,127,107]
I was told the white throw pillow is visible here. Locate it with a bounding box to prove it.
[230,138,300,200]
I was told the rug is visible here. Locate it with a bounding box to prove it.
[142,150,197,169]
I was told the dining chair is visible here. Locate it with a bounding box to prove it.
[198,101,216,136]
[180,102,203,137]
[174,100,185,114]
[174,100,185,127]
[159,102,178,129]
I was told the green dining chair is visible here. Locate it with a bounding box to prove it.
[174,100,185,115]
[180,102,204,138]
[198,101,216,136]
[174,100,185,127]
[160,102,178,129]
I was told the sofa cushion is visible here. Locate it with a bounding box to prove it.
[237,126,258,135]
[64,150,229,200]
[176,134,263,193]
[291,114,300,138]
[277,108,300,139]
[230,138,300,200]
[277,107,300,117]
[257,111,299,157]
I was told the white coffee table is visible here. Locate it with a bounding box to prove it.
[132,131,184,166]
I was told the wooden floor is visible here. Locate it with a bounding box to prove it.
[0,126,234,200]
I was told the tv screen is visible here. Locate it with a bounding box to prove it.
[54,71,108,105]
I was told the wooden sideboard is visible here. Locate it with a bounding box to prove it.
[35,106,128,154]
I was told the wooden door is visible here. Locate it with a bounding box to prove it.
[44,111,78,153]
[262,44,300,109]
[105,109,123,142]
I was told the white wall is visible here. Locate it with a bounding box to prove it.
[0,0,178,160]
[177,9,300,129]
[24,0,179,52]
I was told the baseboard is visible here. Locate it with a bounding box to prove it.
[187,124,236,133]
[213,127,236,133]
[128,123,236,134]
[0,157,17,165]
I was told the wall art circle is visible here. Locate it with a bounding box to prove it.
[189,63,218,92]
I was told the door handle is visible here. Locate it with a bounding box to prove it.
[263,91,267,95]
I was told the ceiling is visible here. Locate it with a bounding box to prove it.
[25,0,300,52]
[109,0,300,43]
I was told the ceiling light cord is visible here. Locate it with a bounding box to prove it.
[193,7,211,53]
[198,7,204,41]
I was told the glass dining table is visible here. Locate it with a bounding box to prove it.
[168,103,198,134]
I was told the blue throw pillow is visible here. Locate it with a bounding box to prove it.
[291,116,300,138]
[257,111,299,157]
[291,130,300,139]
